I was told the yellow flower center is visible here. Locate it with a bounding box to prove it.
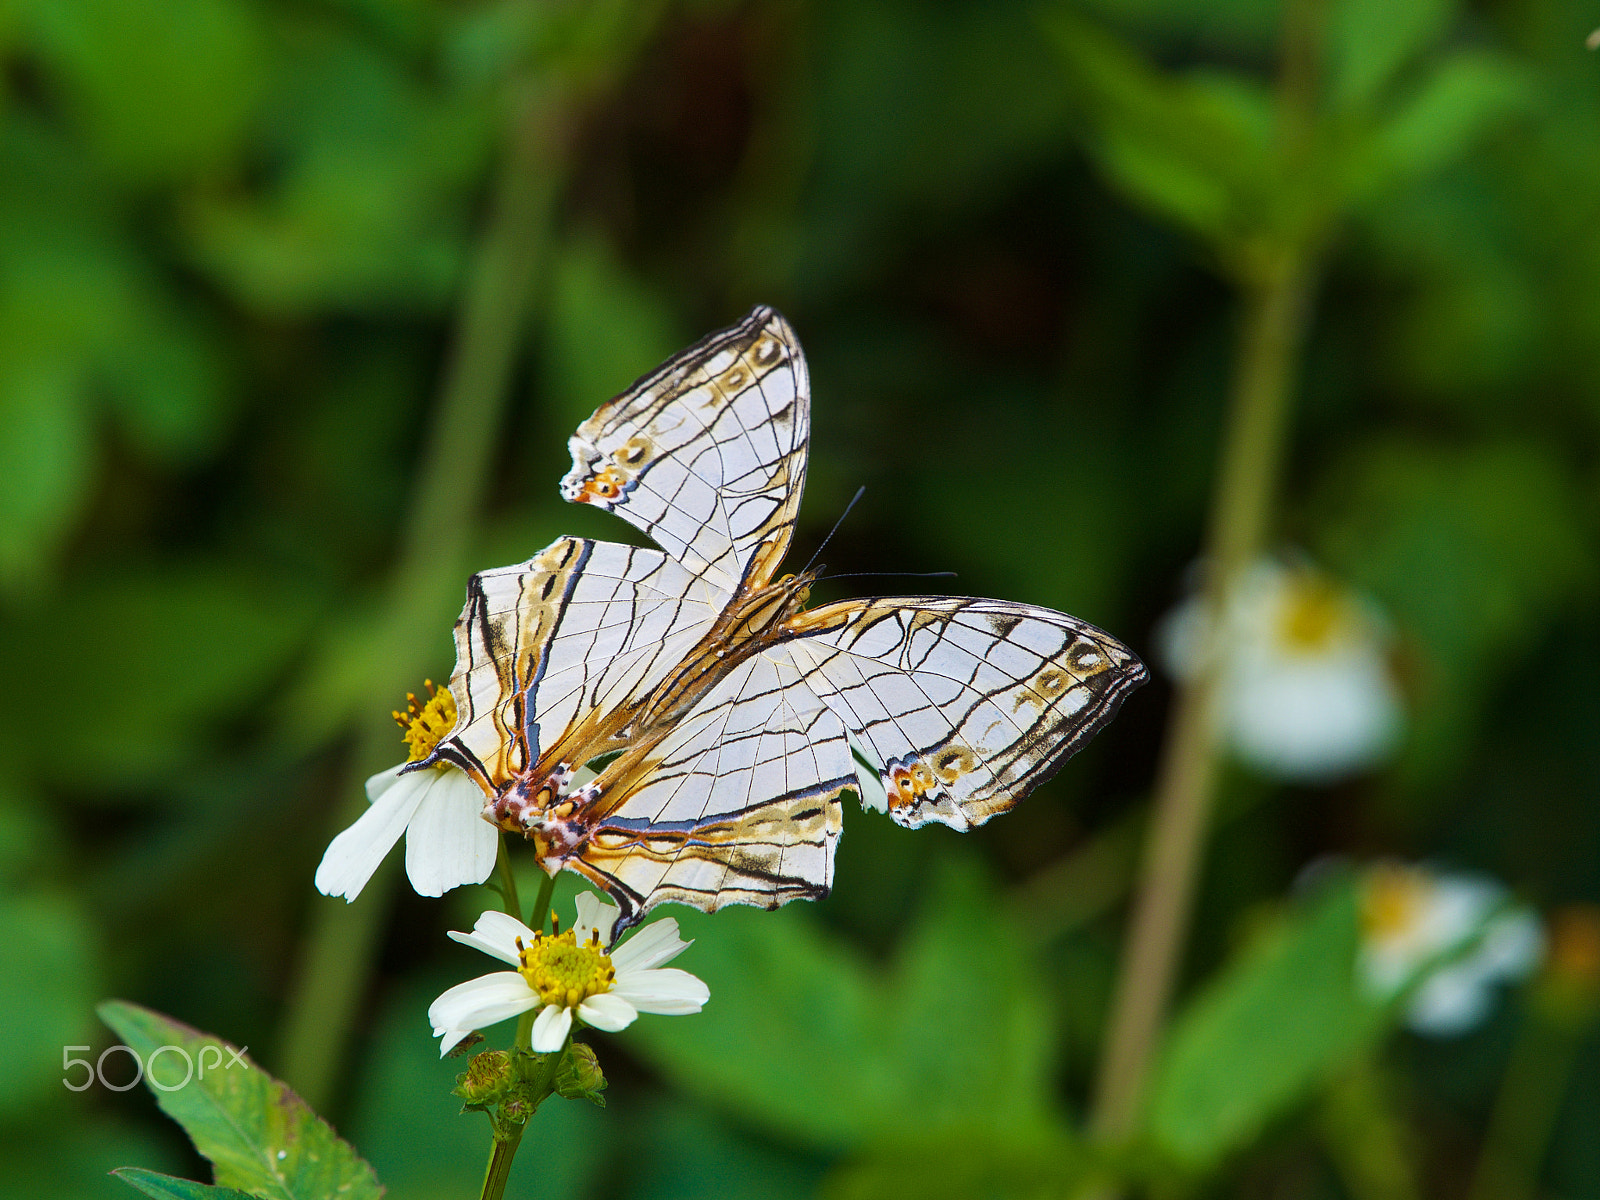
[1276,574,1348,652]
[1361,864,1429,941]
[516,928,616,1009]
[394,680,457,763]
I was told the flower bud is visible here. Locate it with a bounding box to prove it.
[554,1041,608,1107]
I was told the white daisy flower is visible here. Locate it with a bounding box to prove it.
[315,681,497,902]
[428,892,709,1056]
[1359,861,1544,1037]
[1157,557,1403,782]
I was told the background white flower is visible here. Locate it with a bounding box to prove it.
[429,892,709,1055]
[315,681,497,902]
[1358,861,1544,1037]
[1157,557,1403,782]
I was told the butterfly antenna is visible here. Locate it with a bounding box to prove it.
[801,485,866,576]
[819,570,959,583]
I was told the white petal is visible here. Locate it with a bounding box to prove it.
[531,1004,573,1053]
[612,966,709,1014]
[1476,909,1545,981]
[573,892,620,947]
[577,992,638,1032]
[365,763,409,801]
[610,919,690,972]
[314,768,429,901]
[427,972,538,1054]
[1406,963,1493,1036]
[448,911,538,966]
[404,769,497,897]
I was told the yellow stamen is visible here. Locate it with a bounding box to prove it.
[1277,573,1348,652]
[1361,863,1429,940]
[517,926,616,1009]
[393,679,458,763]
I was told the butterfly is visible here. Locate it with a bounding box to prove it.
[427,306,1146,930]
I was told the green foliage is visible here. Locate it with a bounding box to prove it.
[1315,440,1596,794]
[1147,876,1386,1168]
[627,863,1065,1151]
[1041,0,1527,277]
[114,1169,260,1200]
[98,1002,382,1200]
[0,890,96,1119]
[342,972,614,1200]
[3,0,1598,1195]
[21,0,266,184]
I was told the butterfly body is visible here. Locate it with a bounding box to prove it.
[431,307,1147,928]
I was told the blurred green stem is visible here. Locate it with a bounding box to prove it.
[496,837,523,921]
[1319,1059,1422,1200]
[1089,248,1316,1143]
[1468,988,1595,1200]
[528,871,557,935]
[277,81,567,1112]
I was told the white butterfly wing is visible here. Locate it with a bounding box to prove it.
[427,307,1147,928]
[783,596,1148,830]
[435,537,725,792]
[561,306,809,595]
[571,653,853,927]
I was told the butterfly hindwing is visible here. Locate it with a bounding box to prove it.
[571,654,852,926]
[561,306,809,594]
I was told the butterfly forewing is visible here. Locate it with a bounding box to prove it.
[436,538,724,792]
[561,306,809,594]
[781,597,1147,830]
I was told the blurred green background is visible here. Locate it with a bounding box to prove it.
[1,0,1597,1196]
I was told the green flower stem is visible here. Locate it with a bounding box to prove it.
[480,1118,528,1200]
[1468,984,1599,1200]
[527,871,557,935]
[277,83,568,1113]
[496,836,523,921]
[1089,249,1316,1144]
[481,1034,570,1200]
[1318,1059,1422,1200]
[1084,5,1330,1155]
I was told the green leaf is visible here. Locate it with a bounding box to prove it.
[22,0,266,184]
[96,1002,383,1200]
[181,31,490,315]
[1347,50,1530,205]
[0,890,96,1118]
[1039,8,1283,250]
[625,863,1061,1149]
[874,863,1063,1138]
[1147,877,1388,1168]
[1324,0,1453,112]
[112,1168,257,1200]
[0,367,93,596]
